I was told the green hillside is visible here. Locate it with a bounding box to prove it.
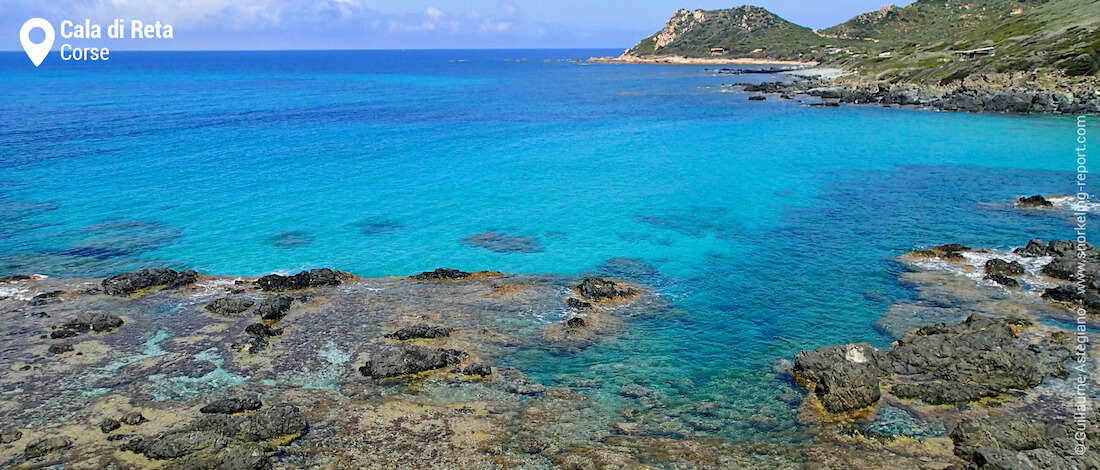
[823,0,1100,82]
[624,6,833,61]
[623,0,1100,83]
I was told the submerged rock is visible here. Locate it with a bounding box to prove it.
[205,298,255,315]
[984,273,1020,289]
[359,345,465,379]
[565,298,591,310]
[576,277,637,301]
[385,324,455,341]
[102,268,198,296]
[201,398,263,415]
[0,429,22,444]
[1017,195,1054,207]
[256,268,341,291]
[24,436,71,459]
[411,268,470,280]
[462,231,543,253]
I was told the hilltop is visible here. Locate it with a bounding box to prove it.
[622,6,830,62]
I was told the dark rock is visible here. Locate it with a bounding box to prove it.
[48,343,74,355]
[255,296,293,321]
[256,268,340,292]
[985,259,1025,276]
[565,298,591,310]
[1048,240,1077,258]
[1043,285,1100,314]
[462,231,543,253]
[23,436,71,459]
[385,324,455,341]
[244,323,283,338]
[100,419,121,434]
[119,437,146,454]
[462,362,492,377]
[814,362,881,413]
[143,431,228,460]
[29,290,63,306]
[411,268,471,280]
[1,428,22,444]
[120,411,147,425]
[566,317,586,329]
[576,277,637,301]
[1041,257,1077,280]
[884,315,1048,405]
[985,274,1020,289]
[64,311,124,333]
[236,403,308,441]
[102,268,198,296]
[205,298,255,315]
[1014,238,1046,256]
[748,95,767,101]
[360,345,465,379]
[49,328,79,339]
[210,443,270,470]
[1018,195,1054,207]
[201,397,263,415]
[792,343,881,384]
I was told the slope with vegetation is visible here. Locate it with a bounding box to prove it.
[621,0,1100,85]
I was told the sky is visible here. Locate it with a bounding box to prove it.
[1,0,910,51]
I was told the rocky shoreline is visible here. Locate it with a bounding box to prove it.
[732,75,1100,115]
[1,240,1096,468]
[790,237,1100,469]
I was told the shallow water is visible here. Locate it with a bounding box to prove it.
[0,49,1079,443]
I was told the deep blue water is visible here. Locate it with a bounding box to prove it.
[0,49,1079,440]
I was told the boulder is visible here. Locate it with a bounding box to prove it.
[236,404,308,441]
[102,268,198,296]
[359,345,465,379]
[64,312,124,333]
[255,296,293,321]
[576,278,637,301]
[48,343,74,355]
[24,436,71,459]
[205,298,255,315]
[566,317,586,329]
[792,343,881,384]
[462,363,492,377]
[143,431,228,460]
[814,362,881,413]
[100,419,121,434]
[256,268,340,291]
[1017,195,1053,207]
[985,259,1025,276]
[1015,239,1048,257]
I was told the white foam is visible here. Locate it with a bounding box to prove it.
[1046,195,1100,214]
[907,248,1054,292]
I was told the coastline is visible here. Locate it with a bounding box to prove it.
[588,54,818,67]
[2,229,1098,469]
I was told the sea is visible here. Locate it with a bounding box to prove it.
[0,49,1080,442]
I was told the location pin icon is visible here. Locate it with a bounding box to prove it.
[20,18,55,67]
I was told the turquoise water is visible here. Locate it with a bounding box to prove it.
[0,49,1078,441]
